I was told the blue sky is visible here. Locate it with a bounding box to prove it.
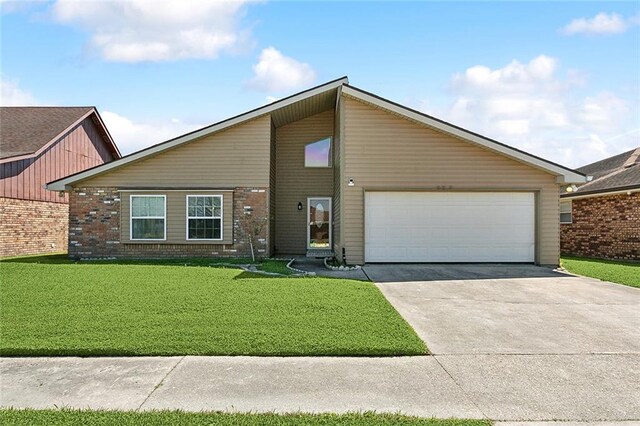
[1,1,639,167]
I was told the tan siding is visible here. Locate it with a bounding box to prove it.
[83,116,271,188]
[275,110,334,254]
[121,190,233,244]
[342,96,560,265]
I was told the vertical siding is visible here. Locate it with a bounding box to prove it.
[83,116,271,188]
[342,96,561,265]
[275,109,334,254]
[0,117,115,203]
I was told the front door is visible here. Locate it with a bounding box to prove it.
[307,197,332,249]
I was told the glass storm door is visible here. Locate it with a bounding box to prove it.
[307,197,332,249]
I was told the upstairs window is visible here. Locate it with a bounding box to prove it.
[560,201,572,224]
[305,137,332,167]
[187,195,222,240]
[131,195,166,240]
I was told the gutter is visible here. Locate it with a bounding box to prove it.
[561,186,640,200]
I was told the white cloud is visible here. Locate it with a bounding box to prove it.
[51,0,255,62]
[101,111,203,154]
[0,77,38,106]
[248,47,316,92]
[561,12,636,35]
[427,56,639,168]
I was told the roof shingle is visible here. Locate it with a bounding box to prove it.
[565,147,640,196]
[0,107,94,160]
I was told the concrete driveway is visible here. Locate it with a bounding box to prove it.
[369,264,640,420]
[368,264,640,354]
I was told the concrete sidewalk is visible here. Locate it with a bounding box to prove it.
[2,354,639,421]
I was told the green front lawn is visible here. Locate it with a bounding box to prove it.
[0,409,490,426]
[561,257,640,288]
[0,255,426,357]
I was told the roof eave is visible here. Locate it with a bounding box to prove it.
[561,184,640,199]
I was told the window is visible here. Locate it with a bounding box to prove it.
[305,137,331,167]
[187,195,222,240]
[130,195,166,240]
[560,201,572,224]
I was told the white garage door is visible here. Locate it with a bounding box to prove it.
[365,192,535,263]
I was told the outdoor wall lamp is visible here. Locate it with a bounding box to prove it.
[297,202,303,211]
[565,184,578,193]
[348,178,355,187]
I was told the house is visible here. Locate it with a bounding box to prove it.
[46,77,586,265]
[560,147,639,261]
[0,107,120,257]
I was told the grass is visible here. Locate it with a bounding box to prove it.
[0,253,297,275]
[0,409,490,426]
[561,256,640,288]
[0,255,426,357]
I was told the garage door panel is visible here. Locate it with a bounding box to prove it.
[365,192,535,263]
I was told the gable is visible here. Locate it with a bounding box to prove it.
[82,115,271,188]
[342,96,555,185]
[1,116,117,203]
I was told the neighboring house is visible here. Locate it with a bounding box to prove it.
[560,147,640,261]
[0,107,120,257]
[47,78,586,266]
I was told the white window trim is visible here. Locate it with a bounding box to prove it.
[304,137,333,168]
[185,195,224,241]
[130,195,167,241]
[560,200,572,224]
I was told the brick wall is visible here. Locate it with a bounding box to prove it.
[561,192,640,261]
[0,197,68,257]
[68,187,269,259]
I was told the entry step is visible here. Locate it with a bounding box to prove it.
[306,250,334,258]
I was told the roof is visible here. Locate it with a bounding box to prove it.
[562,147,640,198]
[0,106,120,162]
[46,77,587,191]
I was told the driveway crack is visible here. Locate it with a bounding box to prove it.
[432,354,489,420]
[137,356,185,411]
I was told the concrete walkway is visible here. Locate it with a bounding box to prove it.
[2,353,639,421]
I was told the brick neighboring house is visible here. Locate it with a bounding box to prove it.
[0,107,120,257]
[560,147,640,261]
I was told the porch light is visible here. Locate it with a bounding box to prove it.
[297,202,303,211]
[348,178,355,187]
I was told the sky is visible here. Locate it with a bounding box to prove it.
[1,0,639,168]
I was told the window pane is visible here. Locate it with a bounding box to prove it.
[213,207,221,217]
[560,213,572,224]
[188,218,221,239]
[132,218,164,239]
[132,196,164,217]
[305,138,331,167]
[188,196,219,218]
